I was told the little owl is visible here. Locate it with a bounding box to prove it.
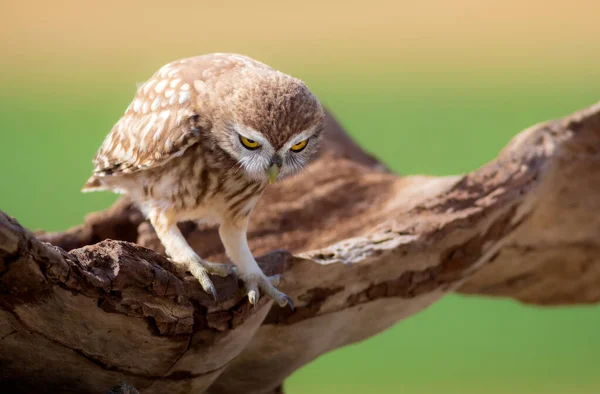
[83,53,325,308]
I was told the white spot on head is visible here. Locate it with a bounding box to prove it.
[154,80,168,94]
[142,101,150,114]
[167,69,179,77]
[169,95,177,105]
[231,55,255,67]
[193,80,207,95]
[169,78,181,88]
[179,91,190,104]
[180,83,190,91]
[165,89,174,98]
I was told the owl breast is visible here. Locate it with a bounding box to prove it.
[106,143,266,224]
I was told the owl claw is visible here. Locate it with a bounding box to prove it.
[207,283,218,302]
[239,272,293,309]
[185,260,222,301]
[248,290,259,305]
[282,294,294,311]
[247,281,260,305]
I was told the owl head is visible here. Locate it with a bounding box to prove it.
[201,66,325,184]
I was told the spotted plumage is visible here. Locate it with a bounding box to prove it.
[83,53,325,307]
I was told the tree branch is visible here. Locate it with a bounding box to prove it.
[1,103,600,393]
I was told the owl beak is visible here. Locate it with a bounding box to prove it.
[268,164,280,185]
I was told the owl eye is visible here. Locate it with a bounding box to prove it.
[239,135,260,150]
[290,139,309,152]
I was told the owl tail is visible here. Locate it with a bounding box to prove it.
[81,176,106,192]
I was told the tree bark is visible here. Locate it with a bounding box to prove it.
[1,102,600,393]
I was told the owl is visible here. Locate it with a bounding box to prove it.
[83,53,325,308]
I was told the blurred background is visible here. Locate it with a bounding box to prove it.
[1,0,599,392]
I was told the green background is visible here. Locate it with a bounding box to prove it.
[1,0,599,392]
[2,71,599,394]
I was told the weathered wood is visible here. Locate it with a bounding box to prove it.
[1,103,600,393]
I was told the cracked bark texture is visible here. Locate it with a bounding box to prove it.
[2,102,600,393]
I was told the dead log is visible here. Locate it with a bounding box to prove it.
[1,102,600,393]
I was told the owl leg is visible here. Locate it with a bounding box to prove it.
[149,210,232,299]
[219,219,294,309]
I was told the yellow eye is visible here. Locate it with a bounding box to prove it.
[239,135,260,150]
[291,139,309,152]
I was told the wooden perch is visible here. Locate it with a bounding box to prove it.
[1,102,600,394]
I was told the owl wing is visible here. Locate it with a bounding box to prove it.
[90,105,202,176]
[83,54,270,191]
[88,62,209,181]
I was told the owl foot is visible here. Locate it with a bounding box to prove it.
[201,261,236,278]
[240,272,294,310]
[183,260,235,301]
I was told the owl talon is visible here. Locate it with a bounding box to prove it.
[184,260,221,300]
[207,283,218,301]
[247,281,260,305]
[283,294,294,311]
[248,290,259,306]
[240,272,293,309]
[198,273,218,301]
